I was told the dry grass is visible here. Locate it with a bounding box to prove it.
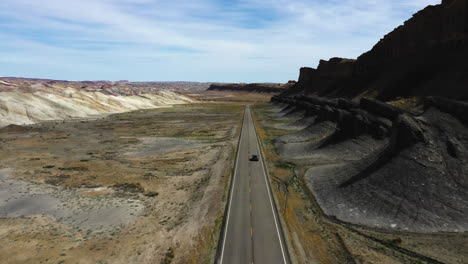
[387,97,424,111]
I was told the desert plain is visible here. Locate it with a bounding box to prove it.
[0,103,244,264]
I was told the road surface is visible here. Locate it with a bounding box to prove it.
[219,105,288,264]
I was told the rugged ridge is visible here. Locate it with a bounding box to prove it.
[283,0,468,100]
[271,95,468,232]
[282,58,355,97]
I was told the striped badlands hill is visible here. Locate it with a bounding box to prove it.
[0,78,195,127]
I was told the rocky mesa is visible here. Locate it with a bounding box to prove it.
[284,0,468,101]
[272,0,468,233]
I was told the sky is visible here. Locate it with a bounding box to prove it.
[0,0,440,82]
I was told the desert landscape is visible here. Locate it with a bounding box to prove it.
[2,0,468,263]
[0,99,244,263]
[253,1,468,263]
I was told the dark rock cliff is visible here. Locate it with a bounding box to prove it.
[282,0,468,100]
[281,58,355,97]
[269,0,468,235]
[271,95,468,232]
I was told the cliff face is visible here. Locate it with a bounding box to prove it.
[282,58,355,97]
[271,0,468,234]
[318,58,355,78]
[298,67,316,83]
[357,0,467,73]
[283,0,468,100]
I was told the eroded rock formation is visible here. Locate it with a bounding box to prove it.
[0,78,195,127]
[282,58,355,97]
[271,95,468,232]
[284,0,468,100]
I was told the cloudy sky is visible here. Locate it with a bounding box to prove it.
[0,0,439,82]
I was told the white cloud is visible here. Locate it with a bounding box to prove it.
[0,0,441,82]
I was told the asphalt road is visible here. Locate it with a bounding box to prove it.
[219,105,288,264]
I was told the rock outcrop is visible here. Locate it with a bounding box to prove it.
[282,58,355,97]
[283,0,468,100]
[271,95,468,232]
[298,67,316,83]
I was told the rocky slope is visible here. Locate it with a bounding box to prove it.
[208,82,294,93]
[272,0,468,234]
[0,79,194,127]
[272,95,468,232]
[284,0,468,101]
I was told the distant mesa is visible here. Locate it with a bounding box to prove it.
[208,83,293,93]
[0,77,213,94]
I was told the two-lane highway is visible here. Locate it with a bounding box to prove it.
[219,105,288,264]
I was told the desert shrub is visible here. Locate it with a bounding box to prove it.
[58,167,88,171]
[162,248,175,264]
[112,183,144,193]
[276,161,296,170]
[144,191,159,197]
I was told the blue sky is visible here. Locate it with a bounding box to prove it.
[0,0,439,82]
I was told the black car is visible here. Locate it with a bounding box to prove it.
[250,155,259,161]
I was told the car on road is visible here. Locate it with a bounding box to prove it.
[250,155,259,161]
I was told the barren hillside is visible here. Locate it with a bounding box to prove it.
[0,79,195,127]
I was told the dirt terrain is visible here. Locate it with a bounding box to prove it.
[191,90,275,103]
[0,104,243,264]
[252,103,468,264]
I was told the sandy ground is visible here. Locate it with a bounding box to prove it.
[252,103,468,264]
[0,104,243,264]
[0,168,142,233]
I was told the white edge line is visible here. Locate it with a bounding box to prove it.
[251,105,288,264]
[219,106,246,264]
